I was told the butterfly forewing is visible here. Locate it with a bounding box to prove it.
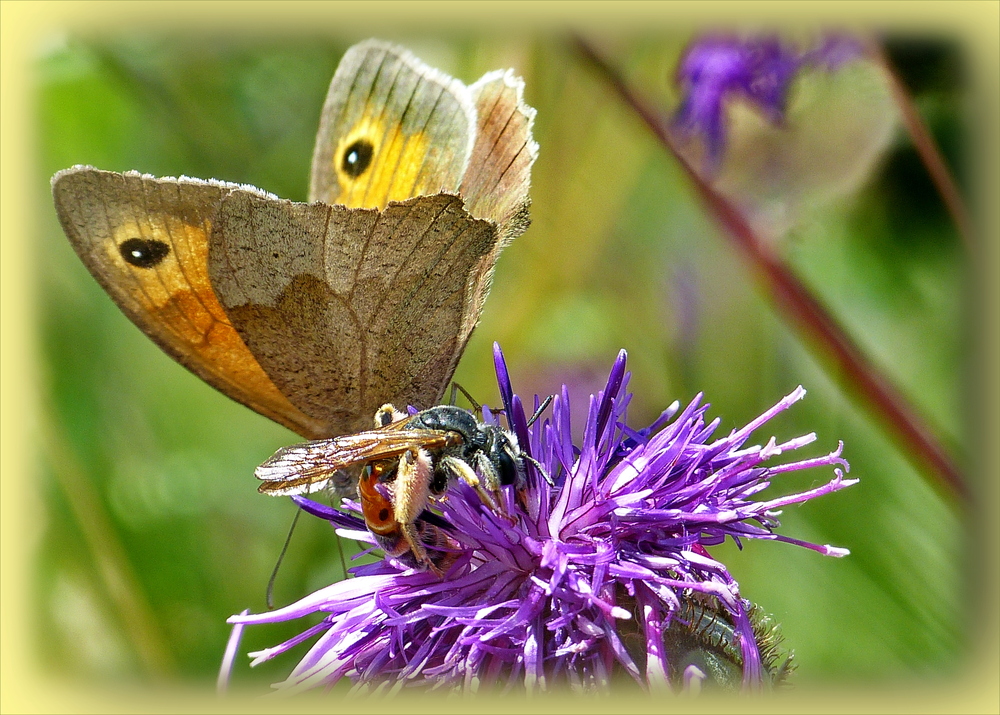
[52,38,536,458]
[310,39,476,210]
[52,41,539,576]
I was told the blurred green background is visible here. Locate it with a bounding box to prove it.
[34,31,969,690]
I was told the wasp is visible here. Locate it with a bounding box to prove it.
[255,403,526,572]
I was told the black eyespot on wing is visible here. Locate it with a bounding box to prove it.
[341,139,374,178]
[119,237,170,268]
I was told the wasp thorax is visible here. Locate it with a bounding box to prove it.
[403,406,525,492]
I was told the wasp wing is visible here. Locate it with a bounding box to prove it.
[256,429,450,495]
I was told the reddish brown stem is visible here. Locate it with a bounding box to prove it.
[574,36,965,501]
[873,42,976,255]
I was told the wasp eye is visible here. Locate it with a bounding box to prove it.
[497,448,520,487]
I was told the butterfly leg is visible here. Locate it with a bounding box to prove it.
[448,382,482,415]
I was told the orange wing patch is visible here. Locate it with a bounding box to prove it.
[103,213,308,425]
[106,214,219,343]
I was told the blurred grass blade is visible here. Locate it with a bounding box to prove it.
[41,402,176,678]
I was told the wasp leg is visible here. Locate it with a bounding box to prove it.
[399,521,444,576]
[439,455,501,513]
[391,448,439,571]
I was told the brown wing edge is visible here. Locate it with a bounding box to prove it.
[51,165,326,439]
[457,69,538,348]
[462,68,539,241]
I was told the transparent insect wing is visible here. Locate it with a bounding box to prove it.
[256,429,448,494]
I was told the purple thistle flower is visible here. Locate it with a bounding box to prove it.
[222,345,855,694]
[672,32,867,169]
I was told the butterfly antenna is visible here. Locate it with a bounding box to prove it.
[266,507,302,610]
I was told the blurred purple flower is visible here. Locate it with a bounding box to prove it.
[222,345,855,694]
[673,33,866,168]
[802,33,869,71]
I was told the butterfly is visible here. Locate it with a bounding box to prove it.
[51,39,538,566]
[52,39,536,442]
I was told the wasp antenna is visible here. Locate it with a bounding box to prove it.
[526,394,554,428]
[266,506,302,610]
[523,453,555,486]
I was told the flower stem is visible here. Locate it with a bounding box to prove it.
[573,36,965,501]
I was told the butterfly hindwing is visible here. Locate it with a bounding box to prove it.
[210,189,499,438]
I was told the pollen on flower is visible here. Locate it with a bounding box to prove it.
[221,344,856,695]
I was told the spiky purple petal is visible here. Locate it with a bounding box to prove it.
[225,345,855,694]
